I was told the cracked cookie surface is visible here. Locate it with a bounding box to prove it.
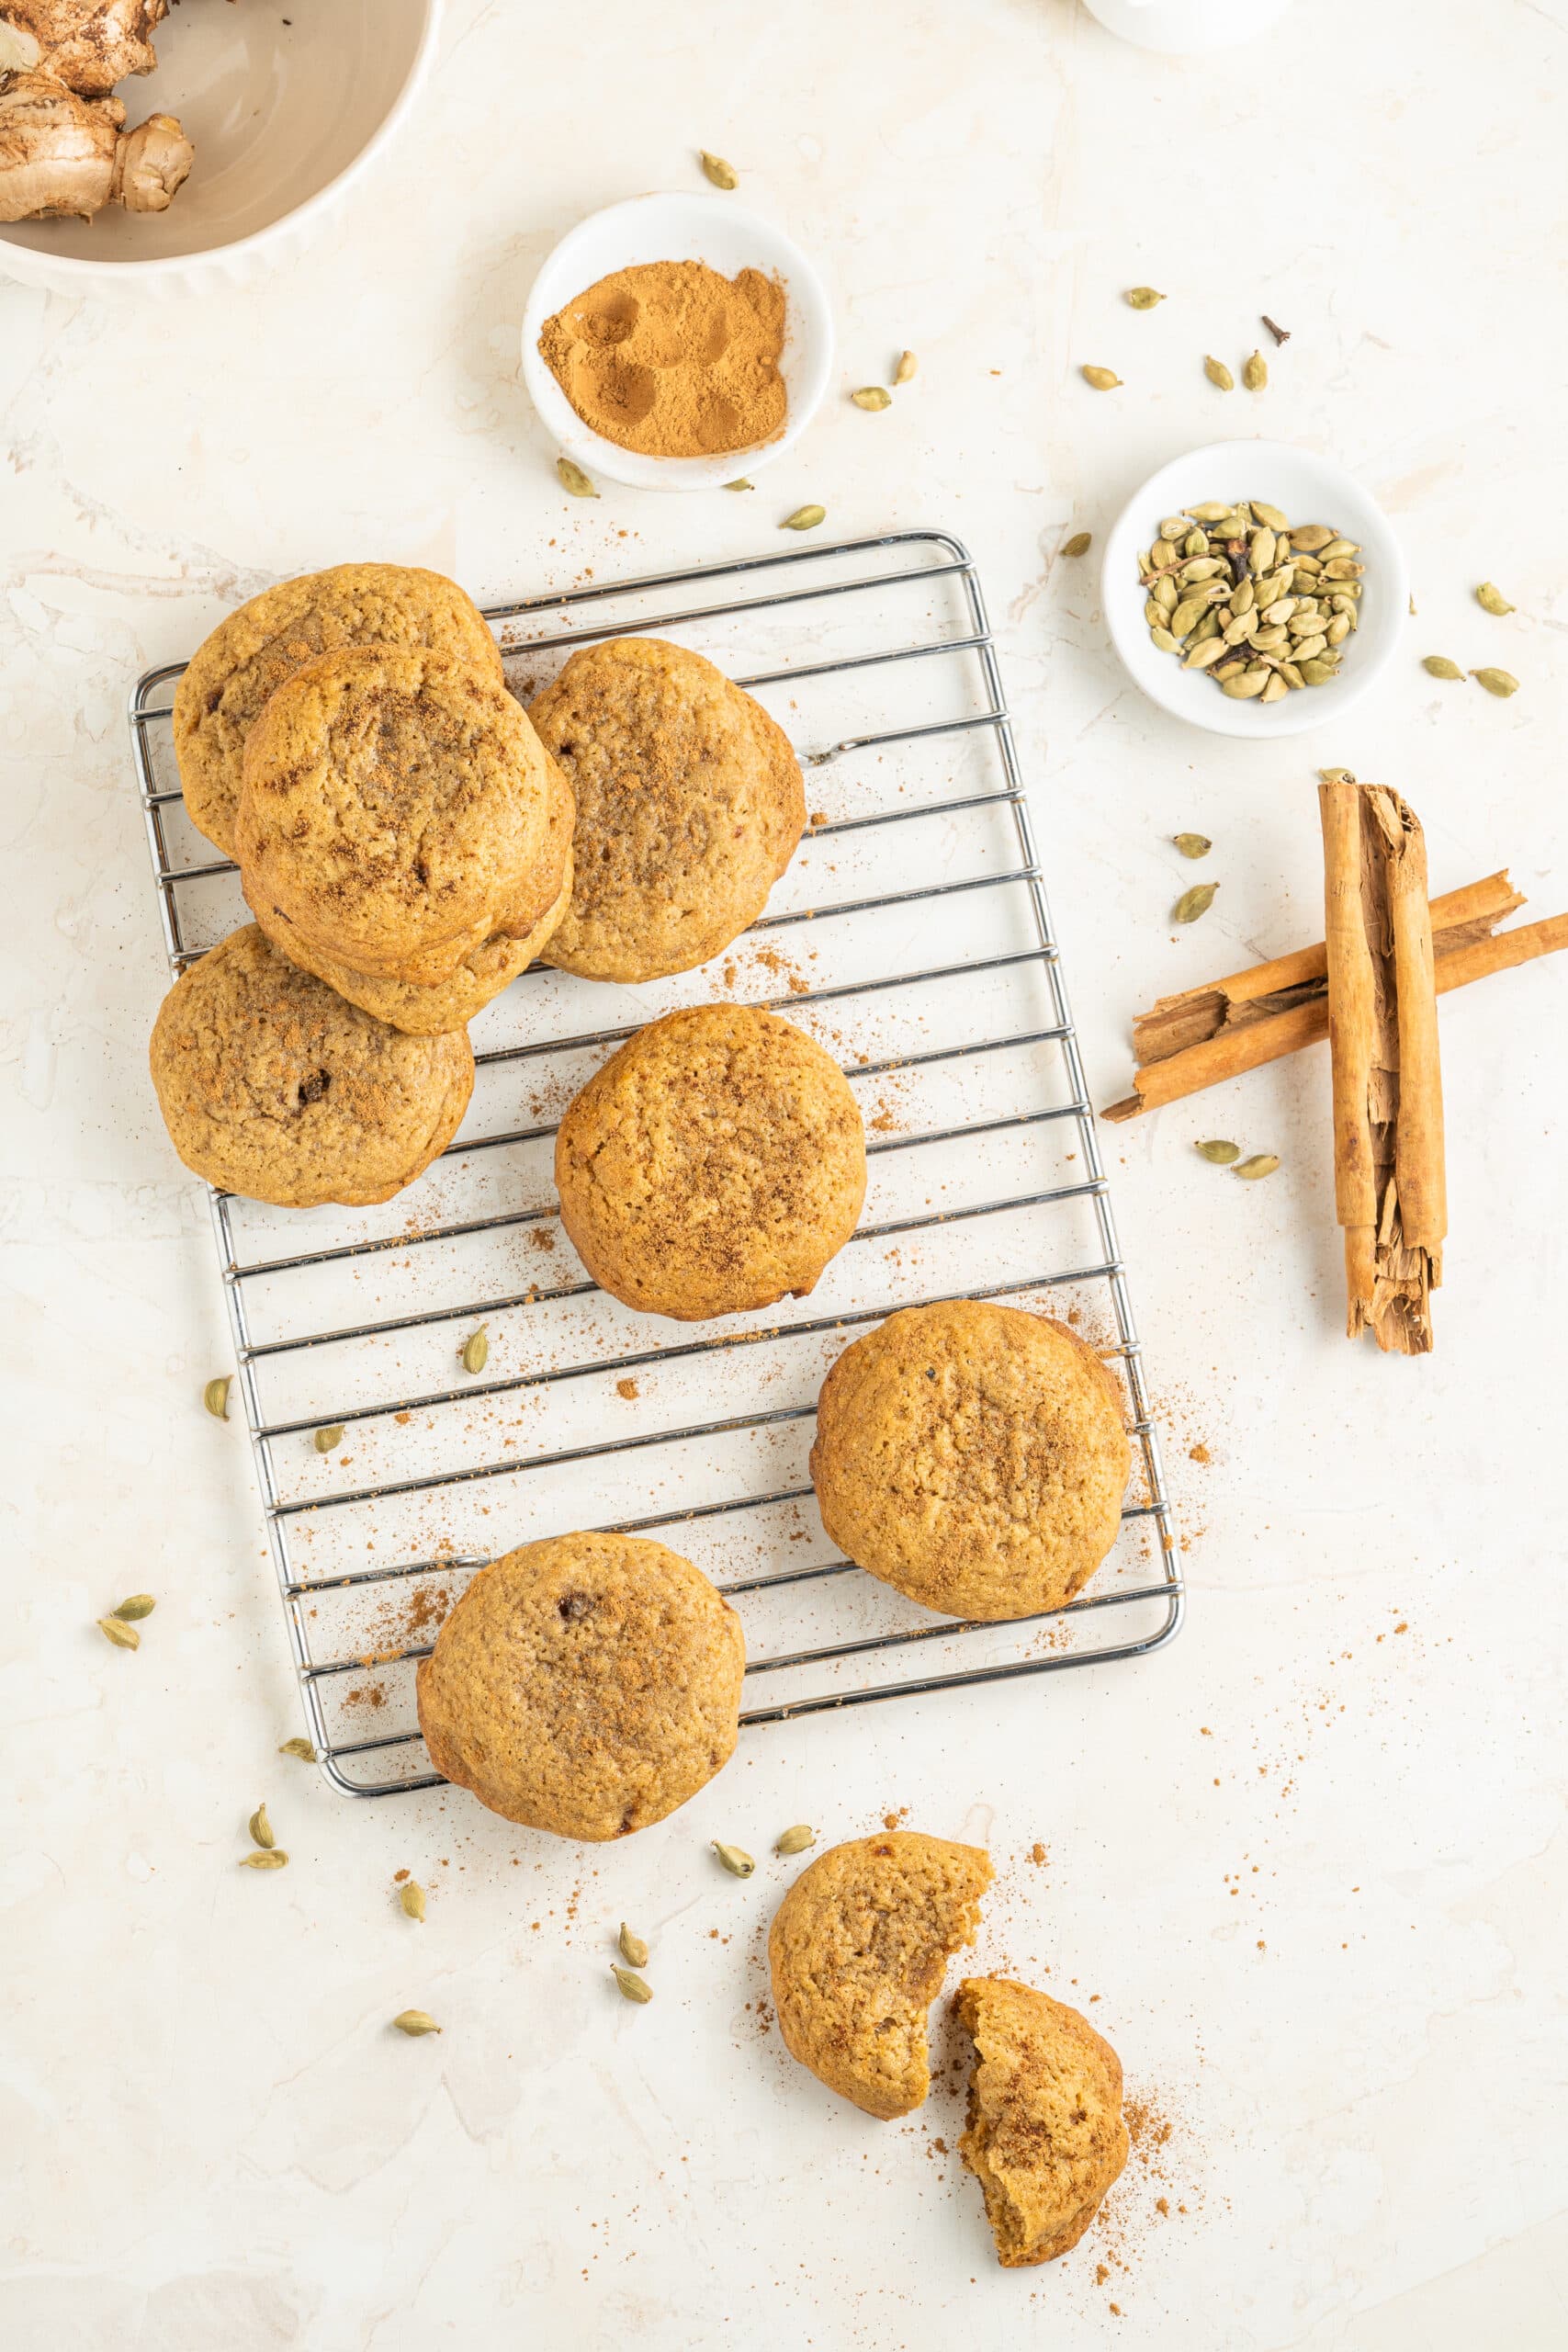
[174,563,504,857]
[414,1532,745,1839]
[955,1975,1129,2267]
[810,1300,1131,1622]
[148,923,473,1206]
[554,1002,865,1321]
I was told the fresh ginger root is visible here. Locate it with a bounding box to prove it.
[0,2,167,97]
[0,67,190,220]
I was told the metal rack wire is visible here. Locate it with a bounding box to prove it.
[129,530,1184,1795]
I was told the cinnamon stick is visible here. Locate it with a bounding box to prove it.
[1100,876,1567,1124]
[1318,781,1445,1353]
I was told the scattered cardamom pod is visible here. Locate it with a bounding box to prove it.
[699,150,738,190]
[556,456,599,498]
[775,1825,816,1855]
[1474,582,1515,616]
[612,1965,652,2004]
[781,505,826,531]
[1062,531,1092,558]
[712,1841,755,1877]
[313,1425,344,1454]
[113,1595,156,1622]
[391,2009,441,2036]
[459,1325,489,1375]
[278,1737,315,1760]
[1126,287,1165,310]
[1172,833,1212,859]
[400,1882,426,1923]
[1173,883,1218,924]
[617,1922,649,1967]
[1081,365,1122,390]
[1422,656,1464,680]
[1242,350,1268,391]
[96,1615,141,1652]
[238,1849,289,1870]
[723,478,754,491]
[851,386,892,411]
[1471,667,1518,697]
[249,1803,275,1850]
[1203,356,1235,390]
[1232,1154,1280,1181]
[203,1375,231,1421]
[894,350,918,383]
[1195,1140,1241,1164]
[1318,767,1356,783]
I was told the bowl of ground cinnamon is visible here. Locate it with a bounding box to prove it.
[520,192,833,491]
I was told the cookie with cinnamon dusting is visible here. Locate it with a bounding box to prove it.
[955,1975,1129,2267]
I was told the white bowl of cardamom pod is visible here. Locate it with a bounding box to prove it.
[1102,441,1407,738]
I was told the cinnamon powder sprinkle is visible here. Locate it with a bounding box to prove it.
[538,260,787,459]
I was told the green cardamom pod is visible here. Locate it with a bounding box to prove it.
[699,151,738,190]
[1251,503,1289,530]
[1189,503,1234,523]
[113,1595,156,1622]
[249,1803,275,1849]
[1220,669,1269,699]
[781,505,826,531]
[1173,883,1218,923]
[1168,596,1207,637]
[1126,287,1165,309]
[313,1425,344,1454]
[617,1922,649,1967]
[1172,833,1212,859]
[1081,365,1122,390]
[400,1882,426,1922]
[1242,350,1268,390]
[203,1376,231,1421]
[1249,527,1278,576]
[851,386,892,411]
[391,2009,441,2035]
[97,1615,140,1652]
[556,457,599,498]
[238,1849,289,1870]
[1260,673,1289,703]
[1203,356,1235,390]
[775,1825,817,1855]
[1421,656,1464,679]
[1300,659,1340,684]
[1289,525,1336,552]
[1195,1140,1241,1164]
[895,351,918,383]
[1183,639,1225,671]
[1232,1154,1280,1181]
[1150,627,1181,654]
[459,1326,489,1375]
[1062,531,1092,558]
[723,478,754,491]
[612,1964,652,2004]
[712,1841,755,1877]
[278,1737,315,1760]
[1317,768,1356,783]
[1475,582,1515,616]
[1471,667,1518,697]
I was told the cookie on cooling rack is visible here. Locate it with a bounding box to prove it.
[148,924,473,1207]
[954,1975,1129,2268]
[249,755,575,1034]
[414,1532,746,1840]
[526,637,806,983]
[173,563,505,857]
[235,644,558,989]
[769,1831,993,2120]
[554,1002,865,1321]
[809,1300,1130,1622]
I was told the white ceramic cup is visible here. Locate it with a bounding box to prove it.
[519,192,834,492]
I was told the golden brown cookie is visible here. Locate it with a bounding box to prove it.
[413,1532,745,1839]
[810,1300,1130,1622]
[527,637,805,982]
[148,924,473,1207]
[251,756,575,1034]
[173,563,504,856]
[768,1832,992,2119]
[235,645,557,987]
[955,1976,1129,2267]
[554,1003,865,1321]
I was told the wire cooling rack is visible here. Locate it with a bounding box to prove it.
[130,531,1184,1795]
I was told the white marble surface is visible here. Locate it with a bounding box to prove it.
[4,2,1567,2345]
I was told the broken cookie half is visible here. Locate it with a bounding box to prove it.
[768,1830,992,2120]
[955,1974,1129,2267]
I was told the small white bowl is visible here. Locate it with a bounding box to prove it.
[519,192,834,492]
[0,0,439,300]
[1101,439,1407,740]
[1083,0,1297,51]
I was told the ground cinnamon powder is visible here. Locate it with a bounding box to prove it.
[538,259,787,458]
